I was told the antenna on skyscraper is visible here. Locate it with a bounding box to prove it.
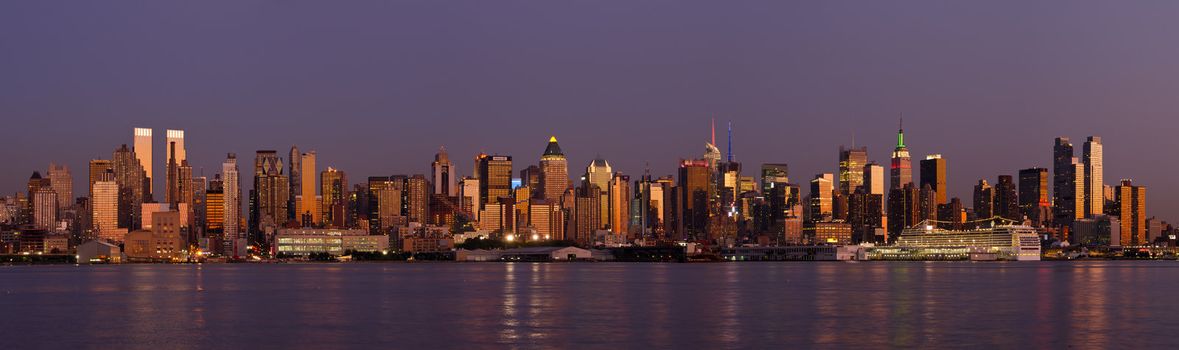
[710,118,716,146]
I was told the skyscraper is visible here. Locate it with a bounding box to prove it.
[1083,136,1103,217]
[406,174,429,224]
[538,136,569,202]
[678,159,712,239]
[288,145,301,222]
[46,163,72,210]
[586,157,612,229]
[760,164,789,192]
[994,175,1020,222]
[88,159,113,197]
[252,151,289,233]
[112,145,145,230]
[432,147,457,197]
[1018,168,1050,226]
[133,127,153,199]
[368,176,403,233]
[838,146,868,195]
[1053,137,1082,227]
[569,183,603,245]
[192,176,207,239]
[205,175,224,234]
[477,154,512,210]
[809,173,834,222]
[33,187,57,230]
[299,151,318,224]
[222,153,242,254]
[165,141,179,205]
[609,173,631,236]
[1115,179,1146,246]
[887,183,920,240]
[919,154,947,205]
[92,170,120,242]
[890,120,912,191]
[973,179,993,220]
[586,157,613,192]
[320,167,348,227]
[166,129,186,164]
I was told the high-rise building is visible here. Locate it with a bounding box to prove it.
[838,146,868,195]
[222,153,242,253]
[166,129,186,164]
[1114,180,1146,246]
[459,176,480,222]
[112,145,145,230]
[33,187,57,230]
[569,184,603,245]
[477,154,512,210]
[1053,137,1082,227]
[165,141,180,205]
[1019,167,1050,226]
[320,167,348,227]
[1084,136,1104,217]
[92,170,120,242]
[133,127,153,199]
[299,151,318,224]
[848,188,884,244]
[252,151,289,233]
[288,146,301,222]
[538,137,569,202]
[192,177,207,239]
[973,179,993,220]
[406,175,430,224]
[919,154,947,205]
[994,175,1020,222]
[890,120,912,191]
[367,176,401,233]
[678,159,712,239]
[177,161,193,227]
[527,200,564,241]
[25,172,50,224]
[432,147,457,197]
[609,173,631,236]
[761,164,789,193]
[520,165,541,197]
[205,175,224,234]
[586,157,612,229]
[88,159,114,197]
[809,173,834,222]
[47,163,72,210]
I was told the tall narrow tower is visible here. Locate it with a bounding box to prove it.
[432,147,457,196]
[1083,136,1104,217]
[889,119,912,191]
[538,136,569,202]
[133,127,153,199]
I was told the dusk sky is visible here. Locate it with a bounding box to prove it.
[3,1,1179,215]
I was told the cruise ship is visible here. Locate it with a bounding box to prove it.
[869,221,1041,261]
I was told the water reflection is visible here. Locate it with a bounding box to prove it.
[3,262,1179,348]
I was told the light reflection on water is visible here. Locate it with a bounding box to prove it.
[2,261,1178,348]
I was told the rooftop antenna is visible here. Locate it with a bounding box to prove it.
[710,118,716,146]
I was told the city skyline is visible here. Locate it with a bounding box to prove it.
[0,125,1159,220]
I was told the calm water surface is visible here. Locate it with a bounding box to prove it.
[2,261,1177,349]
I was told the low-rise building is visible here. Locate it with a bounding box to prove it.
[500,246,592,262]
[403,236,454,253]
[124,230,185,262]
[275,228,389,256]
[77,240,122,263]
[43,234,69,254]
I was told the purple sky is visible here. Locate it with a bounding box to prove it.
[2,1,1179,217]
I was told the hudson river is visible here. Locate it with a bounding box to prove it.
[1,262,1175,349]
